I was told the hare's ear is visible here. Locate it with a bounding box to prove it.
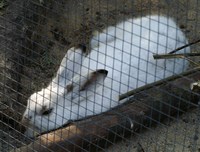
[52,47,85,87]
[79,69,108,91]
[64,69,108,95]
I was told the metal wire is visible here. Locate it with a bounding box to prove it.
[0,0,200,152]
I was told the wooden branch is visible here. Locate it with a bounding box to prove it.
[153,53,200,66]
[119,67,200,100]
[168,38,200,54]
[11,68,200,152]
[153,53,200,59]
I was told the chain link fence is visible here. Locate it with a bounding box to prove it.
[0,0,200,151]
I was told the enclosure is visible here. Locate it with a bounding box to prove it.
[1,0,200,152]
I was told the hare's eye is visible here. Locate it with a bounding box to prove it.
[42,108,53,116]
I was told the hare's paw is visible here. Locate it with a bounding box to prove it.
[24,127,40,138]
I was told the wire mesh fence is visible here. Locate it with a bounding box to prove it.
[0,0,200,151]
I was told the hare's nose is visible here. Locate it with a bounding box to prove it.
[21,114,32,125]
[21,115,32,133]
[21,117,29,126]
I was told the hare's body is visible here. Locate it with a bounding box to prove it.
[79,15,189,113]
[22,15,190,137]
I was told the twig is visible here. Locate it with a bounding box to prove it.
[120,39,200,101]
[169,39,200,54]
[11,68,200,152]
[183,56,200,66]
[119,67,200,101]
[153,53,200,59]
[153,53,200,66]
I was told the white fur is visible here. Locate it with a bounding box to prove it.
[22,15,190,137]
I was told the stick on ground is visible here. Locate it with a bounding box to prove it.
[10,68,200,152]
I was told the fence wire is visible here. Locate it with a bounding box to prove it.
[0,0,200,152]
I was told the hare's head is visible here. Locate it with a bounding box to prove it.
[21,86,59,137]
[22,69,108,137]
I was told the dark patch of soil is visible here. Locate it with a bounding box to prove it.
[0,0,200,151]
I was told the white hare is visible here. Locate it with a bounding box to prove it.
[22,15,190,137]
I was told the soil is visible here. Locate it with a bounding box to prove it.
[0,0,200,151]
[106,108,200,152]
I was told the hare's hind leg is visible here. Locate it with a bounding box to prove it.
[91,26,117,48]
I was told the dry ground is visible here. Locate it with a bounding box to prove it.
[0,0,200,151]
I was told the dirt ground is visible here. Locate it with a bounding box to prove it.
[106,108,200,152]
[0,0,200,151]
